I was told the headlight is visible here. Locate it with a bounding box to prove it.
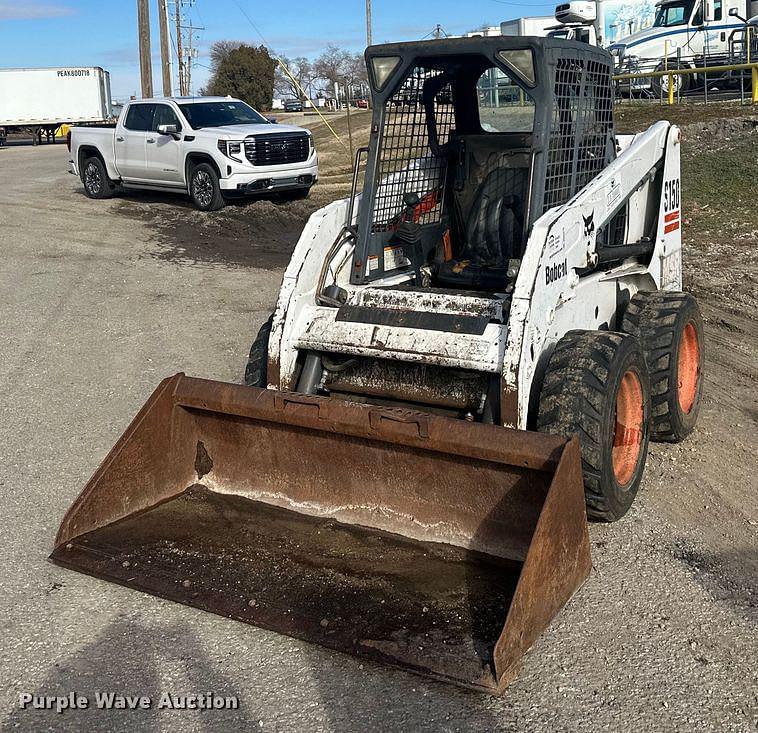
[217,139,243,161]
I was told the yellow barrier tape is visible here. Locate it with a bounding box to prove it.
[276,60,348,151]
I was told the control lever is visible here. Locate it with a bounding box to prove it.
[392,192,424,283]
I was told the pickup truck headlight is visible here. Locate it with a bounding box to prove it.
[217,139,243,162]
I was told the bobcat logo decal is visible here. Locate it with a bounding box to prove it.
[583,211,595,237]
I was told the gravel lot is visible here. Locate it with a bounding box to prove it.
[0,140,755,733]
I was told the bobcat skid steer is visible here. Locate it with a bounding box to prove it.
[52,37,703,694]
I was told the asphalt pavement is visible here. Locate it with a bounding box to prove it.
[0,143,754,732]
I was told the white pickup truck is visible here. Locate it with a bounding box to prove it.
[68,96,318,210]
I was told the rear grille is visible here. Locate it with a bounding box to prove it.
[244,133,309,166]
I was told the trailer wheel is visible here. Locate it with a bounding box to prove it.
[244,314,274,387]
[189,162,225,211]
[652,64,691,97]
[537,330,651,522]
[622,291,704,442]
[82,157,115,199]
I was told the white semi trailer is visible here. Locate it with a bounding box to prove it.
[500,16,556,36]
[0,67,112,146]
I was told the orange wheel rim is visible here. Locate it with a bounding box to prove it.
[677,322,700,414]
[613,370,644,486]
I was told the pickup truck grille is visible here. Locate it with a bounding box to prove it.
[244,132,310,166]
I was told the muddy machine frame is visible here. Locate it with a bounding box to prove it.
[52,38,699,694]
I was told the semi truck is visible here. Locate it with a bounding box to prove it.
[0,67,112,146]
[608,0,758,94]
[545,0,757,95]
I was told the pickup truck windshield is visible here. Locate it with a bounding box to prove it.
[178,101,269,129]
[653,0,695,27]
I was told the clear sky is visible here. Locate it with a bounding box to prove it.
[0,0,554,100]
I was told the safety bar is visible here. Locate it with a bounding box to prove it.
[614,62,758,104]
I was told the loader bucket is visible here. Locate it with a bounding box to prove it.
[51,374,590,693]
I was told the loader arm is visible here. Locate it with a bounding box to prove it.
[501,121,682,428]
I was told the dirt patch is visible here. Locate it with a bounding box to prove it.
[637,118,758,615]
[117,192,318,269]
[112,115,372,269]
[615,100,758,134]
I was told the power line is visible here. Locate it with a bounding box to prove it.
[228,0,347,150]
[229,0,272,47]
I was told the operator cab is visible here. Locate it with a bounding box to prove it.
[352,37,616,295]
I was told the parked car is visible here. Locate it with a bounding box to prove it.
[355,98,369,108]
[67,96,318,210]
[283,99,303,112]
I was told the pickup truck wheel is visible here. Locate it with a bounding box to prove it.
[82,157,115,199]
[189,163,225,211]
[537,330,652,523]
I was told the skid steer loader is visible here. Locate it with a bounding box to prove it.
[52,37,704,694]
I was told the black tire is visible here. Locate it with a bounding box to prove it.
[652,64,691,97]
[189,162,225,211]
[244,314,274,387]
[82,156,115,199]
[538,330,651,522]
[622,291,704,443]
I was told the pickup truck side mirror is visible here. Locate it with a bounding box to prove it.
[157,123,180,139]
[266,117,277,124]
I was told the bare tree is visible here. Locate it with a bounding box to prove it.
[275,56,316,100]
[313,45,351,93]
[209,40,244,74]
[344,53,368,86]
[313,46,370,104]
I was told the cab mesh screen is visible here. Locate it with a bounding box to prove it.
[544,57,614,212]
[371,67,454,232]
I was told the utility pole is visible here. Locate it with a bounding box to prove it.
[183,21,204,95]
[174,0,184,96]
[172,1,202,96]
[365,0,372,47]
[137,0,153,98]
[158,0,173,96]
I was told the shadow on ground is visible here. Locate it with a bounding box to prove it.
[2,619,260,733]
[669,543,758,625]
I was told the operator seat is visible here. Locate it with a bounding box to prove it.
[436,166,525,290]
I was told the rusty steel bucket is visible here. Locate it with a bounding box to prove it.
[51,373,591,693]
